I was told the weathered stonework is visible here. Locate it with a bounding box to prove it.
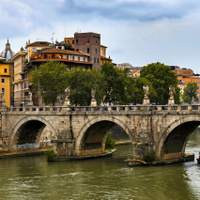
[0,105,200,162]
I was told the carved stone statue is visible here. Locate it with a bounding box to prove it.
[142,85,150,105]
[168,85,176,105]
[1,93,5,102]
[27,91,33,106]
[91,89,96,100]
[143,85,149,98]
[169,85,175,100]
[63,87,71,106]
[91,89,97,106]
[29,91,32,102]
[65,87,70,100]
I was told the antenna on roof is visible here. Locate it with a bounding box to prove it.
[51,33,55,44]
[65,26,66,37]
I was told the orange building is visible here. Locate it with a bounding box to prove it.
[29,48,92,70]
[179,77,200,94]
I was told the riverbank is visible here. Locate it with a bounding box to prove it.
[52,149,117,162]
[0,149,45,159]
[125,153,195,167]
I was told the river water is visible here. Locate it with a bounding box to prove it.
[1,129,200,200]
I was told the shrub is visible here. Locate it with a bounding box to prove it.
[45,146,55,161]
[142,151,156,164]
[105,132,116,151]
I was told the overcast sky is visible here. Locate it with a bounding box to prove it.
[1,0,200,72]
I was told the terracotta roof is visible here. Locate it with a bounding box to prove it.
[30,58,92,65]
[100,45,107,48]
[101,56,112,61]
[26,41,51,47]
[39,48,90,56]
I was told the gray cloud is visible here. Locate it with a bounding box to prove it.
[59,0,200,21]
[0,0,199,39]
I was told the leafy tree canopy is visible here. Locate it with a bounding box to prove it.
[66,68,104,106]
[30,61,68,105]
[182,82,198,103]
[140,62,180,104]
[101,62,133,105]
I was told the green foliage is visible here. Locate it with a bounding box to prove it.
[140,62,180,104]
[182,82,198,103]
[45,146,55,161]
[132,77,156,104]
[101,62,134,105]
[66,68,104,106]
[142,151,156,164]
[105,132,116,151]
[1,61,10,64]
[30,61,68,105]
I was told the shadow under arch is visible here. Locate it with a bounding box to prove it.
[157,116,200,160]
[75,116,132,156]
[10,116,57,149]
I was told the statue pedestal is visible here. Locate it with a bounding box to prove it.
[2,101,6,107]
[91,99,97,106]
[63,99,70,106]
[143,98,150,105]
[168,99,175,105]
[27,101,33,106]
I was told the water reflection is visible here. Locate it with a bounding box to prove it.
[0,128,200,199]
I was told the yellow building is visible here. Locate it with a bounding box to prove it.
[100,45,112,65]
[0,58,12,107]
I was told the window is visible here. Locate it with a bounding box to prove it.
[52,54,55,58]
[76,49,79,52]
[24,91,29,96]
[87,38,90,44]
[94,58,96,63]
[76,39,79,44]
[44,54,47,59]
[97,58,99,63]
[1,88,5,93]
[4,68,7,73]
[1,78,5,83]
[95,49,97,54]
[72,40,74,44]
[87,48,90,53]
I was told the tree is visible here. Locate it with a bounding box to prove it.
[140,62,180,104]
[30,61,68,106]
[182,82,198,103]
[101,62,134,105]
[66,68,104,106]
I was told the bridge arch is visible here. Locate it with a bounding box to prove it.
[157,115,200,160]
[10,116,57,149]
[75,116,132,156]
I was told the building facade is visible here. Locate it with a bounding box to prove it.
[74,32,101,69]
[0,59,13,107]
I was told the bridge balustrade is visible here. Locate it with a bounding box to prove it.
[3,104,200,113]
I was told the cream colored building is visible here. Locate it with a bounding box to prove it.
[12,48,27,106]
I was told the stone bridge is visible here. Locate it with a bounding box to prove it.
[0,104,200,162]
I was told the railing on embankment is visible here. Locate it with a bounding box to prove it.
[2,104,200,113]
